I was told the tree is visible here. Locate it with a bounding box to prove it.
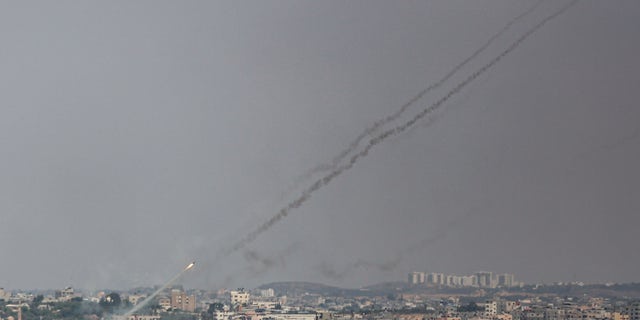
[31,295,44,307]
[100,292,123,314]
[208,303,224,313]
[458,302,484,312]
[56,300,102,320]
[103,293,122,306]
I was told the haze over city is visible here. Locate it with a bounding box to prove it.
[1,0,639,291]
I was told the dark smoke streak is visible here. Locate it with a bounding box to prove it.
[243,242,301,276]
[221,0,579,258]
[206,243,301,288]
[572,126,640,164]
[318,258,402,282]
[316,204,484,281]
[294,0,546,185]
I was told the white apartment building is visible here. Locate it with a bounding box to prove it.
[259,288,275,298]
[408,272,426,284]
[482,300,498,317]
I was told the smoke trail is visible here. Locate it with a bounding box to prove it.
[221,0,579,259]
[317,258,400,282]
[243,242,301,276]
[124,262,195,316]
[293,0,546,185]
[318,256,408,281]
[315,204,485,281]
[571,126,640,165]
[203,243,301,288]
[317,262,348,281]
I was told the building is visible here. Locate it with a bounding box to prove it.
[499,301,517,313]
[427,273,445,285]
[258,288,275,298]
[446,275,456,286]
[55,287,77,302]
[475,272,494,288]
[230,290,250,305]
[627,302,640,320]
[611,312,630,320]
[0,288,10,301]
[214,311,235,320]
[408,272,425,284]
[497,274,515,287]
[170,290,196,312]
[463,275,477,287]
[482,301,498,317]
[128,294,146,305]
[158,297,171,311]
[494,314,513,320]
[252,300,280,310]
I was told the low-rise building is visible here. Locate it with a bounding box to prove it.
[231,290,250,306]
[159,297,171,311]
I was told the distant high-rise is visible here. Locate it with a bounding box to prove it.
[427,272,445,285]
[462,275,476,287]
[475,271,494,288]
[0,288,8,301]
[416,270,515,288]
[259,288,275,297]
[498,273,515,287]
[408,272,425,284]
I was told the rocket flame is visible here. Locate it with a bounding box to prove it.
[125,260,196,317]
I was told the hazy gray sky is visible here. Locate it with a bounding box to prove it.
[1,0,639,290]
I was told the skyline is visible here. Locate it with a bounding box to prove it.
[1,267,635,291]
[1,0,639,290]
[2,273,638,292]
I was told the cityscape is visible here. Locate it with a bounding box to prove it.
[1,2,638,320]
[1,271,639,320]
